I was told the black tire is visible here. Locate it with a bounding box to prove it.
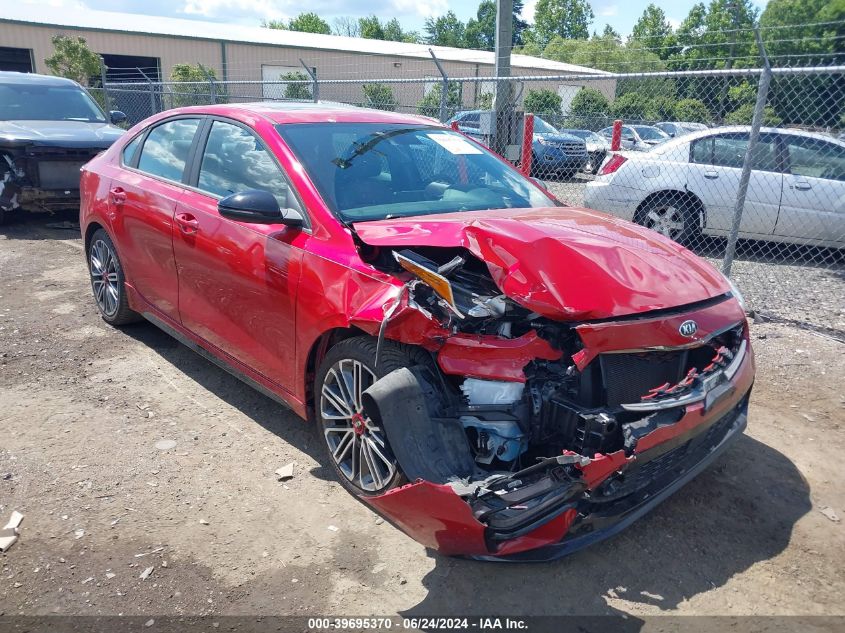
[86,228,141,326]
[636,193,700,246]
[314,336,430,497]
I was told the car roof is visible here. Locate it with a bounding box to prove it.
[0,71,81,87]
[166,101,442,126]
[657,125,845,149]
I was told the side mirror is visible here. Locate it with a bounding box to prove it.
[218,190,303,227]
[110,110,127,125]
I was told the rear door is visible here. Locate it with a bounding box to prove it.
[776,134,845,246]
[109,116,202,321]
[172,117,305,389]
[685,132,782,237]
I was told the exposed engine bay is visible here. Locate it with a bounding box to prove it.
[359,243,749,544]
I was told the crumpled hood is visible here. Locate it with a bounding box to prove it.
[0,120,124,147]
[353,207,730,321]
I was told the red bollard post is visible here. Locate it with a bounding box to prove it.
[611,119,623,151]
[521,113,535,177]
[450,121,460,131]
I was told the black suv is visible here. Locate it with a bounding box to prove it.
[0,72,126,223]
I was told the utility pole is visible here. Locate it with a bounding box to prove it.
[492,0,513,155]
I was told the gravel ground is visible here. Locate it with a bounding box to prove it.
[0,214,844,621]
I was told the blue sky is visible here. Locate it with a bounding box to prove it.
[17,0,770,38]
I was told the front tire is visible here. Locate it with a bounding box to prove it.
[314,336,429,497]
[87,229,141,326]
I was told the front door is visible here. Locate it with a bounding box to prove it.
[172,118,305,389]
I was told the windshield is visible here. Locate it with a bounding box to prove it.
[277,123,556,222]
[632,125,669,141]
[0,83,106,122]
[532,117,558,135]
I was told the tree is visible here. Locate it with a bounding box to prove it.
[44,35,101,86]
[170,63,223,107]
[630,4,674,59]
[384,18,419,43]
[359,16,385,40]
[424,11,466,47]
[263,12,331,34]
[532,0,594,50]
[673,98,712,123]
[417,82,462,119]
[724,103,782,125]
[524,88,562,115]
[570,87,610,115]
[477,92,494,109]
[610,92,651,121]
[333,16,360,37]
[601,24,621,42]
[362,84,396,111]
[465,1,496,50]
[281,71,312,100]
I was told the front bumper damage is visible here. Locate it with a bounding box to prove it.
[361,298,754,561]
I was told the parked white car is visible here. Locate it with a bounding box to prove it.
[584,126,845,248]
[597,124,670,152]
[655,121,709,138]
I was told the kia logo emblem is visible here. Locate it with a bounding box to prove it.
[679,320,698,337]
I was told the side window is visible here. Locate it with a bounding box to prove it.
[784,136,845,182]
[197,120,295,210]
[711,134,778,172]
[137,118,201,182]
[691,137,713,164]
[121,134,142,166]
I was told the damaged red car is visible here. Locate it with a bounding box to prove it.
[80,103,754,561]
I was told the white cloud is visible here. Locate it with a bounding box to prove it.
[668,17,682,29]
[521,0,537,24]
[181,0,288,21]
[390,0,448,19]
[598,4,618,18]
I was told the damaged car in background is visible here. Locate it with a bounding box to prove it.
[80,103,754,561]
[0,71,125,224]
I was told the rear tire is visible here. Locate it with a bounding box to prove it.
[87,229,141,326]
[636,193,700,246]
[314,336,430,497]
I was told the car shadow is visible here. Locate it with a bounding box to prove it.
[0,208,82,242]
[402,433,811,618]
[120,321,334,483]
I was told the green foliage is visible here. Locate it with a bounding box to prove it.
[44,35,101,86]
[648,95,676,121]
[531,0,594,49]
[570,87,610,116]
[359,15,385,40]
[362,84,396,111]
[724,103,783,125]
[673,98,712,123]
[476,92,494,109]
[281,71,312,100]
[417,82,462,119]
[263,12,331,34]
[601,24,621,42]
[524,89,562,115]
[384,18,419,43]
[170,63,223,107]
[424,11,466,47]
[463,0,528,49]
[610,92,652,121]
[630,4,675,59]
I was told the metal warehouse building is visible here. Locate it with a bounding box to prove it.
[0,6,613,114]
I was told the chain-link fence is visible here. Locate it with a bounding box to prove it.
[98,46,844,335]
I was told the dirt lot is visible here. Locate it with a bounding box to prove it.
[1,213,844,620]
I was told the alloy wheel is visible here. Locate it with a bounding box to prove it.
[644,205,685,242]
[320,359,397,493]
[89,239,121,317]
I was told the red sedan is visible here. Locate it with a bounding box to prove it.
[80,103,754,561]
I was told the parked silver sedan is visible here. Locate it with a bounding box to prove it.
[597,124,670,151]
[584,126,845,248]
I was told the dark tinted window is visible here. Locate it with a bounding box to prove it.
[197,120,292,208]
[0,83,105,122]
[691,137,712,164]
[784,135,845,182]
[463,113,480,124]
[137,118,200,181]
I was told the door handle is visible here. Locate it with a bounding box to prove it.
[703,170,719,179]
[175,212,199,235]
[109,187,127,204]
[792,181,811,191]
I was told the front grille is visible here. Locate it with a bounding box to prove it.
[558,142,586,154]
[599,351,688,406]
[37,161,87,190]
